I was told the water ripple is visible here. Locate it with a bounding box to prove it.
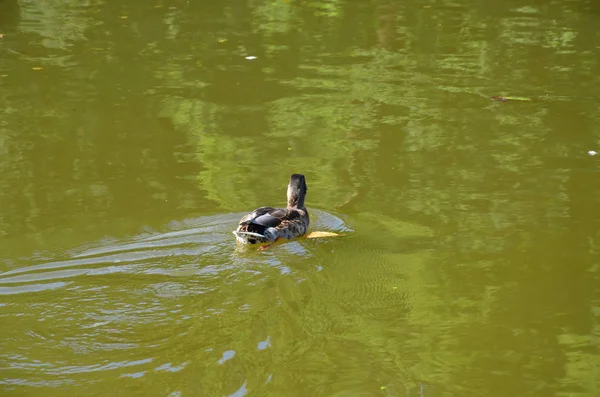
[0,210,354,393]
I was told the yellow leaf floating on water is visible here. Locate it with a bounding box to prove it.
[306,231,340,239]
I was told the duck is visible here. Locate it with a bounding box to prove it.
[233,174,309,248]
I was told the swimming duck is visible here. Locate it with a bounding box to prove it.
[233,174,309,248]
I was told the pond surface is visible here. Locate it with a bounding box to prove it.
[1,0,599,396]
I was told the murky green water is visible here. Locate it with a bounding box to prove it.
[1,0,599,396]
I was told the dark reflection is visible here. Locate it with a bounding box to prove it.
[0,0,19,32]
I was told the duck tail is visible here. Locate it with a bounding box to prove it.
[232,231,265,238]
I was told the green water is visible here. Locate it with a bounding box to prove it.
[1,0,599,396]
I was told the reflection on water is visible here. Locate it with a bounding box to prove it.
[1,0,600,396]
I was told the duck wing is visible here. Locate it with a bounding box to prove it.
[249,206,288,228]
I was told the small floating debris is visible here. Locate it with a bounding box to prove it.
[588,150,597,156]
[32,67,43,71]
[306,231,340,239]
[245,56,257,60]
[491,96,532,102]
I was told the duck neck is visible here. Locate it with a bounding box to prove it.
[287,188,305,208]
